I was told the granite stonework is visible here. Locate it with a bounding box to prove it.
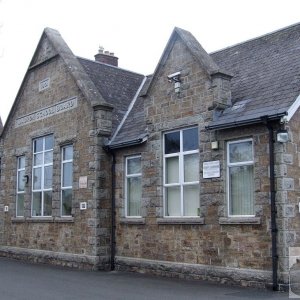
[112,32,300,289]
[0,32,112,270]
[1,24,300,290]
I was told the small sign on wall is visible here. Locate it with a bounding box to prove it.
[39,78,50,92]
[203,160,220,178]
[79,176,88,189]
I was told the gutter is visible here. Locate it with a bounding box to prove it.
[105,135,148,151]
[205,113,286,131]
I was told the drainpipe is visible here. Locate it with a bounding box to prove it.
[264,119,278,291]
[110,151,116,271]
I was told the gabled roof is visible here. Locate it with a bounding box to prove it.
[208,22,300,129]
[2,28,112,136]
[4,24,300,144]
[39,28,111,109]
[77,57,145,135]
[143,27,231,96]
[111,23,300,145]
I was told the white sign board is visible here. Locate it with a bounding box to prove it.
[203,160,220,179]
[79,176,88,189]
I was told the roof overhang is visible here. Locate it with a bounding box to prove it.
[206,113,286,131]
[104,134,148,151]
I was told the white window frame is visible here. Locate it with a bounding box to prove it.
[61,145,73,216]
[125,155,142,218]
[32,135,53,217]
[163,127,199,217]
[16,156,25,217]
[227,138,255,217]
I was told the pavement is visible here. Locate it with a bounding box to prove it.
[0,257,290,299]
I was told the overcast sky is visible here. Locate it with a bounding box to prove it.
[0,0,300,124]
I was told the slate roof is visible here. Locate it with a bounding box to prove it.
[110,23,300,146]
[5,25,299,144]
[108,75,152,148]
[41,28,111,109]
[1,28,113,137]
[209,23,300,129]
[0,117,3,133]
[77,57,145,134]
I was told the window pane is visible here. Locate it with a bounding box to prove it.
[165,156,179,184]
[166,186,180,216]
[127,157,141,175]
[229,141,253,163]
[44,151,53,164]
[183,185,199,216]
[63,146,73,161]
[62,189,72,216]
[16,194,24,217]
[33,167,42,190]
[18,156,25,169]
[44,166,53,189]
[183,127,198,151]
[45,135,53,150]
[34,153,43,166]
[18,170,25,191]
[184,154,199,182]
[63,163,73,187]
[44,191,52,216]
[127,177,141,216]
[32,192,42,216]
[165,131,180,154]
[229,165,254,215]
[34,138,43,153]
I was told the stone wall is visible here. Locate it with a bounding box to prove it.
[0,137,3,245]
[0,41,111,270]
[276,108,300,285]
[113,36,277,287]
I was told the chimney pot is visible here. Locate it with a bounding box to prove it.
[98,46,104,54]
[94,48,119,67]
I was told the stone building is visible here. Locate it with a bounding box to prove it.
[1,23,300,290]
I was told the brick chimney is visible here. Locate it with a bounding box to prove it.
[94,46,118,67]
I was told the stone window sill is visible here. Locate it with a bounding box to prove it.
[120,218,145,225]
[157,217,205,225]
[11,217,74,223]
[219,217,261,225]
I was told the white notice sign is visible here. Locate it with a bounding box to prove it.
[79,176,88,189]
[203,160,220,179]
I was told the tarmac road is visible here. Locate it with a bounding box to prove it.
[0,257,289,299]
